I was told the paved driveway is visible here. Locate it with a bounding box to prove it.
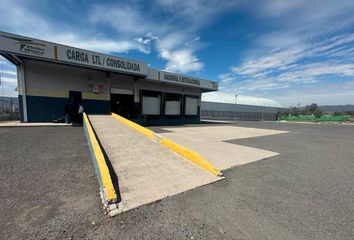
[1,122,353,239]
[153,125,288,170]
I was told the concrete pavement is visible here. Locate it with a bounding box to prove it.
[88,115,221,212]
[2,122,354,239]
[153,125,288,170]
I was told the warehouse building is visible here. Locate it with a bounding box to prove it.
[0,32,218,125]
[201,92,287,121]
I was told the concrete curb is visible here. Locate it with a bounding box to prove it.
[0,122,72,127]
[111,113,223,177]
[83,113,119,216]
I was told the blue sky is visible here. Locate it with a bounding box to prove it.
[1,0,354,106]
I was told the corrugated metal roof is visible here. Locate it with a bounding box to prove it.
[201,92,283,108]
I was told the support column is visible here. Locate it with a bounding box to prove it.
[107,72,111,113]
[134,78,140,103]
[134,78,141,118]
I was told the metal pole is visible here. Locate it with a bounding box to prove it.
[10,97,13,112]
[0,57,4,118]
[234,95,238,120]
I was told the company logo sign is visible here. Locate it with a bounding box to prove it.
[5,36,46,56]
[65,48,142,73]
[1,33,148,75]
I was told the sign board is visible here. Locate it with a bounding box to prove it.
[93,85,104,94]
[0,32,148,76]
[146,69,218,91]
[0,32,55,59]
[160,71,201,87]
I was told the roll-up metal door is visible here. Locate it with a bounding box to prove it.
[185,97,198,115]
[142,96,160,115]
[165,100,181,115]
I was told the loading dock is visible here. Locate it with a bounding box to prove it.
[88,114,221,212]
[110,88,135,118]
[0,31,218,125]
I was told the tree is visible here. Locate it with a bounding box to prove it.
[290,106,300,116]
[313,108,323,118]
[300,103,322,116]
[308,103,319,114]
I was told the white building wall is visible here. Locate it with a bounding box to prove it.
[23,59,201,103]
[24,59,109,101]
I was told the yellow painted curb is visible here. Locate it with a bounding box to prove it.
[83,113,117,202]
[111,113,222,177]
[159,137,222,176]
[112,113,157,141]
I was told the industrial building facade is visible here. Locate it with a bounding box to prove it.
[0,32,218,125]
[201,92,287,121]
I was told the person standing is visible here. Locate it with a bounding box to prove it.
[78,103,84,124]
[64,102,72,123]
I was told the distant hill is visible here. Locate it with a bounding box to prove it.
[319,105,354,113]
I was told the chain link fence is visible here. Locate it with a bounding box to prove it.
[0,56,19,121]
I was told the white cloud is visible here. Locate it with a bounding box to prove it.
[89,1,236,73]
[1,76,17,83]
[155,32,204,73]
[0,0,49,36]
[271,80,354,106]
[91,0,240,73]
[89,1,231,73]
[51,33,143,53]
[0,1,149,54]
[232,46,306,76]
[0,58,18,97]
[0,0,236,74]
[218,0,354,105]
[90,4,167,36]
[153,0,238,30]
[223,31,354,93]
[159,48,203,73]
[0,57,17,84]
[1,70,16,76]
[218,73,235,84]
[157,33,189,51]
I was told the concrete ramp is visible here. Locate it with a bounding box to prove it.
[158,126,288,170]
[88,115,221,212]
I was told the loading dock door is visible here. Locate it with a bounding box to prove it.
[110,88,135,119]
[165,101,180,115]
[142,96,160,115]
[165,93,182,116]
[185,96,198,115]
